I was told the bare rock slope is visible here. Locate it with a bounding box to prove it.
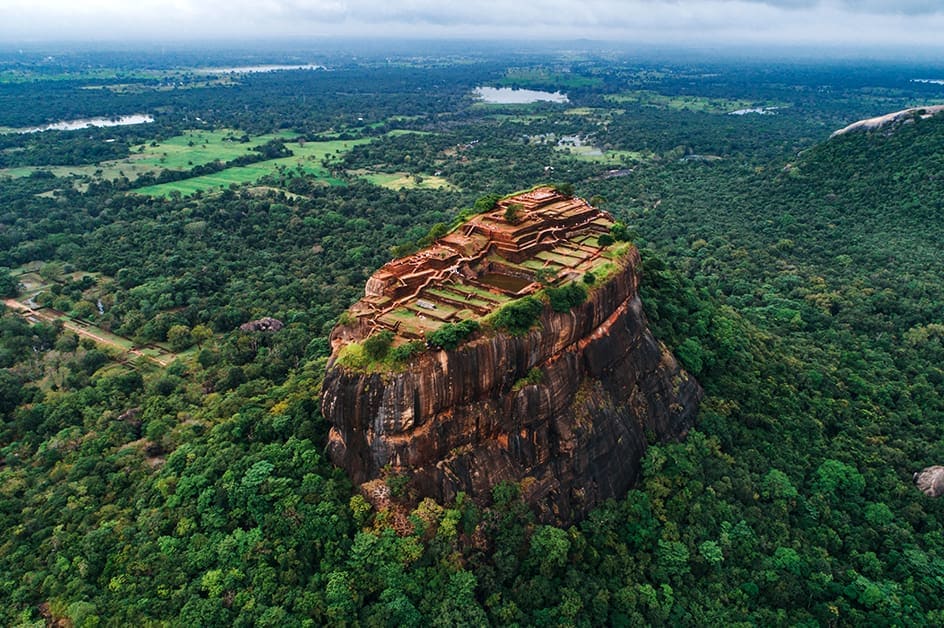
[831,105,944,138]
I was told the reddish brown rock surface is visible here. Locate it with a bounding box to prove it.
[321,191,702,524]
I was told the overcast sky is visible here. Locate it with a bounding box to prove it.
[3,0,944,48]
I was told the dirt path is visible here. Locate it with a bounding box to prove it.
[4,298,173,367]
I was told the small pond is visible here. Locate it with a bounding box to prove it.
[480,273,533,294]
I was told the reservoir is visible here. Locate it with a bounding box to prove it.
[15,114,154,134]
[474,86,569,104]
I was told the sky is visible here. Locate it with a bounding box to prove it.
[3,0,944,48]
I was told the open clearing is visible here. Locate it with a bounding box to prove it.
[0,128,296,182]
[0,127,445,197]
[555,145,651,164]
[353,170,453,190]
[128,129,298,170]
[132,137,367,196]
[605,90,770,114]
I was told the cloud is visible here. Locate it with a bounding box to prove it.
[1,0,944,46]
[840,0,944,15]
[741,0,943,15]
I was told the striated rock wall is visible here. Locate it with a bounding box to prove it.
[321,248,702,524]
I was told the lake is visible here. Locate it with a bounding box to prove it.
[16,114,154,134]
[728,106,779,116]
[474,86,569,104]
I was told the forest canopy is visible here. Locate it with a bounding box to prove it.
[1,46,944,625]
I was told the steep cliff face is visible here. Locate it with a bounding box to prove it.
[322,247,702,524]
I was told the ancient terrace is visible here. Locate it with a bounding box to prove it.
[348,187,616,340]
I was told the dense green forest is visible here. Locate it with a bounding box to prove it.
[2,46,944,625]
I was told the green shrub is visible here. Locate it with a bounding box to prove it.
[390,221,452,258]
[426,319,480,350]
[546,283,587,313]
[610,222,635,242]
[386,473,410,497]
[512,367,544,391]
[504,203,523,224]
[335,342,369,370]
[0,268,19,298]
[389,340,425,362]
[552,182,575,196]
[491,297,544,335]
[474,193,502,212]
[363,330,394,361]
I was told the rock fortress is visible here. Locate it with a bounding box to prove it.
[321,186,703,524]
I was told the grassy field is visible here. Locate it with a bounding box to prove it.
[387,129,433,137]
[355,171,453,190]
[604,90,769,114]
[16,271,57,294]
[0,128,294,181]
[555,145,650,164]
[129,129,296,169]
[132,137,369,197]
[0,128,443,196]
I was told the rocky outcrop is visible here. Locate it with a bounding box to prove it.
[321,247,702,524]
[831,105,944,138]
[240,317,284,333]
[915,466,944,497]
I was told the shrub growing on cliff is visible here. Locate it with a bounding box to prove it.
[610,221,634,242]
[552,182,575,196]
[390,222,450,258]
[389,340,425,362]
[474,193,502,213]
[426,320,480,350]
[363,330,394,361]
[491,296,544,335]
[512,367,544,391]
[546,282,588,313]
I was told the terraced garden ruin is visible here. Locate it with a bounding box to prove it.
[341,186,623,344]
